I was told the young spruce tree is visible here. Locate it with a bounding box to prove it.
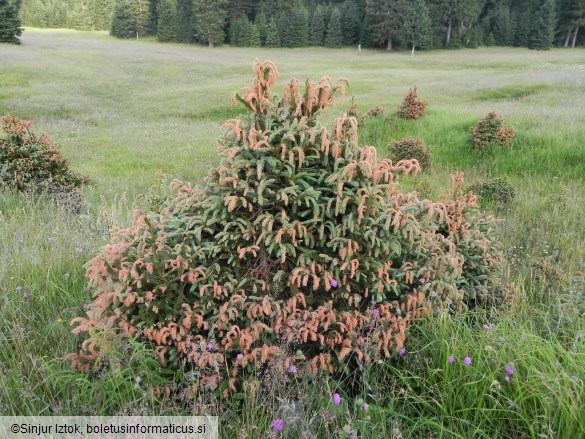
[0,0,23,44]
[325,6,343,47]
[400,0,433,55]
[528,0,557,49]
[192,0,228,47]
[111,0,137,38]
[68,60,507,393]
[254,11,268,46]
[309,4,327,46]
[265,17,280,47]
[157,0,179,42]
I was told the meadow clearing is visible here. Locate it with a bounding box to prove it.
[1,29,585,438]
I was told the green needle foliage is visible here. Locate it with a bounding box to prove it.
[0,0,22,44]
[68,60,507,399]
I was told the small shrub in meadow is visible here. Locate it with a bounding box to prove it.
[388,137,432,171]
[469,111,515,148]
[396,87,428,120]
[365,105,384,117]
[67,60,507,399]
[467,178,516,209]
[0,116,90,209]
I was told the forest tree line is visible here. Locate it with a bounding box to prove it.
[18,0,585,49]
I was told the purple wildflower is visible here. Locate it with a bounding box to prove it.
[463,357,472,366]
[22,292,30,299]
[398,347,407,356]
[16,286,23,291]
[330,279,338,288]
[504,375,510,382]
[134,376,142,383]
[288,365,297,374]
[419,277,426,284]
[483,324,491,330]
[362,402,369,411]
[48,237,54,243]
[505,363,515,375]
[371,309,380,318]
[272,419,284,431]
[76,247,83,253]
[448,355,455,364]
[64,273,71,278]
[350,435,358,439]
[206,343,213,351]
[332,393,341,405]
[236,354,244,361]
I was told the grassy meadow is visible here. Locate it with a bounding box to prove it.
[1,29,585,438]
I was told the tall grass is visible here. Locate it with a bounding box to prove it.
[1,29,585,437]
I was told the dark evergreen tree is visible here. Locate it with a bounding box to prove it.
[325,6,343,47]
[467,20,483,46]
[360,11,372,46]
[249,23,261,46]
[111,0,137,38]
[149,0,159,33]
[176,0,192,42]
[365,0,405,50]
[157,0,178,42]
[0,0,22,44]
[110,0,152,38]
[282,4,309,47]
[231,16,252,46]
[400,0,433,54]
[265,16,280,46]
[192,0,227,47]
[512,3,533,45]
[529,0,557,49]
[491,2,513,45]
[342,0,362,45]
[254,11,268,45]
[309,4,327,45]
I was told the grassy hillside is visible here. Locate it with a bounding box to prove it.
[1,29,584,438]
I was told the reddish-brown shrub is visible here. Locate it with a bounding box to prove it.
[0,116,90,209]
[396,87,428,120]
